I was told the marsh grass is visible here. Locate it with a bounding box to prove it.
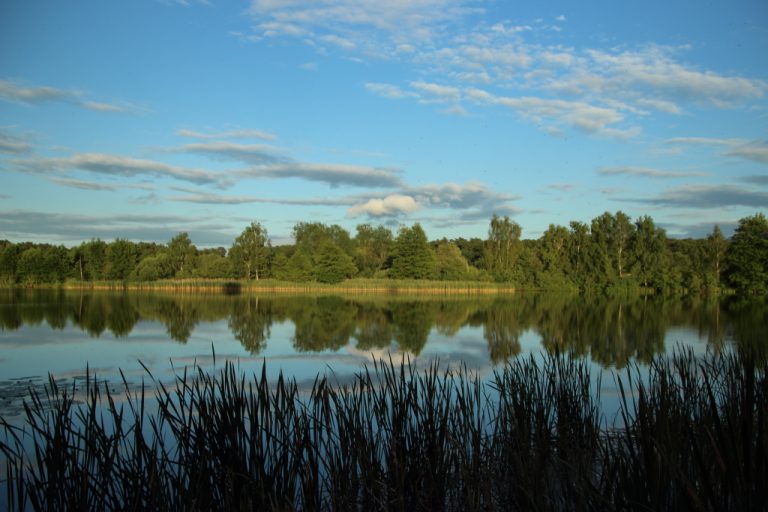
[1,350,765,511]
[52,278,516,295]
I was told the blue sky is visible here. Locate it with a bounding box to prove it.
[1,0,766,247]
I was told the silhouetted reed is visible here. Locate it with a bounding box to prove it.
[1,349,765,511]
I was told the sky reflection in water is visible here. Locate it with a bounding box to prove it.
[0,289,765,417]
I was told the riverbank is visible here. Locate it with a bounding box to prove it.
[4,277,520,294]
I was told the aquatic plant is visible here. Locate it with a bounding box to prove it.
[1,349,765,511]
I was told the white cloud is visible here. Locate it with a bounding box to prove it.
[176,128,276,141]
[410,81,460,101]
[666,136,743,146]
[585,47,765,106]
[14,153,223,185]
[597,166,708,178]
[240,162,404,188]
[0,78,136,113]
[347,194,420,217]
[319,34,356,49]
[469,88,632,136]
[365,82,414,99]
[635,98,682,114]
[725,141,768,164]
[635,184,768,209]
[666,137,768,164]
[0,79,73,104]
[177,141,285,165]
[0,128,32,154]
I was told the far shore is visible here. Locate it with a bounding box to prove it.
[1,278,520,295]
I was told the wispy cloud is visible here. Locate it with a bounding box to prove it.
[632,185,768,209]
[248,0,475,53]
[725,141,768,164]
[0,78,137,113]
[0,209,236,246]
[468,88,633,136]
[48,177,155,192]
[741,175,768,186]
[365,82,414,100]
[176,128,276,141]
[169,190,355,206]
[176,141,286,165]
[14,153,224,186]
[239,162,404,188]
[665,136,745,146]
[410,81,461,102]
[597,166,708,178]
[0,128,32,154]
[665,137,768,164]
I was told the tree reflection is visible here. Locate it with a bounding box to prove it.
[1,290,766,365]
[354,303,393,351]
[157,299,199,343]
[391,302,434,356]
[228,297,272,354]
[483,298,525,364]
[291,296,357,352]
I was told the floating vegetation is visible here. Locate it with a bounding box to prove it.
[1,349,766,511]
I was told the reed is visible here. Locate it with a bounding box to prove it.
[43,278,517,295]
[1,349,765,511]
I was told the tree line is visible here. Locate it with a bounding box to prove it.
[0,212,766,293]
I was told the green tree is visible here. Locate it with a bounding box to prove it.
[167,232,197,277]
[0,244,19,284]
[567,221,591,288]
[107,239,138,280]
[195,252,232,278]
[725,213,768,293]
[590,211,634,285]
[81,239,107,280]
[229,221,270,280]
[354,224,393,276]
[314,242,357,284]
[294,222,355,258]
[390,223,436,279]
[706,225,728,289]
[484,214,522,281]
[435,241,471,280]
[134,253,173,281]
[630,215,668,290]
[285,250,314,282]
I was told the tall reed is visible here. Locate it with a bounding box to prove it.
[1,349,765,511]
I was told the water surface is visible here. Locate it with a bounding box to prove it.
[1,289,765,416]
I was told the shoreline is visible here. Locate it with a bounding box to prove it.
[1,278,520,295]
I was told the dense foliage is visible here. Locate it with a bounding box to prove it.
[1,212,767,293]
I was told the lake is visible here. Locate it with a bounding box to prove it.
[0,288,765,417]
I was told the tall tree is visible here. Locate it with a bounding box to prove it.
[485,214,522,281]
[167,232,196,277]
[314,242,357,283]
[354,224,393,277]
[630,215,668,289]
[725,213,768,293]
[107,239,138,280]
[590,211,634,283]
[435,241,471,280]
[706,225,728,288]
[390,223,436,279]
[229,222,270,280]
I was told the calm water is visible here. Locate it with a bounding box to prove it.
[1,288,766,416]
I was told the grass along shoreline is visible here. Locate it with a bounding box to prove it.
[1,349,765,510]
[5,277,519,294]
